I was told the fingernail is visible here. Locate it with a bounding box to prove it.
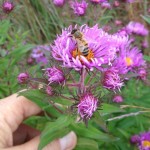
[60,131,76,150]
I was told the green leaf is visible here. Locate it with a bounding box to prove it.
[141,15,150,24]
[43,105,62,118]
[19,89,48,108]
[19,89,63,117]
[51,95,73,106]
[144,55,150,62]
[24,116,48,131]
[74,138,99,150]
[99,103,124,115]
[9,44,34,65]
[38,115,72,150]
[0,49,7,57]
[70,123,118,142]
[94,112,108,132]
[117,128,130,139]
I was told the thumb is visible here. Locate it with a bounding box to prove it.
[4,131,77,150]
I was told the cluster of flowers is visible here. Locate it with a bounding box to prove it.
[0,0,14,15]
[52,0,137,16]
[52,24,146,80]
[130,131,150,150]
[118,21,149,49]
[28,45,51,65]
[18,24,146,122]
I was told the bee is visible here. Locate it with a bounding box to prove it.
[71,29,89,57]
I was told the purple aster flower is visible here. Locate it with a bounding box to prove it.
[90,0,107,4]
[101,2,111,9]
[77,93,98,120]
[31,45,50,65]
[51,24,121,71]
[53,0,65,7]
[70,0,88,16]
[2,0,14,14]
[126,0,135,3]
[113,47,145,74]
[113,95,123,103]
[138,132,150,150]
[17,73,29,84]
[130,135,140,144]
[31,45,50,58]
[126,21,149,36]
[110,33,129,50]
[44,67,65,84]
[117,27,130,36]
[36,56,48,65]
[102,68,124,91]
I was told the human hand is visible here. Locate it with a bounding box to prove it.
[0,94,77,150]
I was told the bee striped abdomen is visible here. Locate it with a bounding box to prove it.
[71,29,90,57]
[82,47,89,56]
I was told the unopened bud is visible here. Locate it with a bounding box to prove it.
[17,72,29,84]
[2,1,14,14]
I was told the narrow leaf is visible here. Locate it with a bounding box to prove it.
[38,115,72,150]
[99,103,124,115]
[74,138,99,150]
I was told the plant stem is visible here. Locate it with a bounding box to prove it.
[107,111,150,122]
[87,70,98,85]
[69,73,76,83]
[79,68,86,94]
[5,70,12,95]
[120,105,150,111]
[48,100,64,114]
[60,94,75,101]
[66,83,80,87]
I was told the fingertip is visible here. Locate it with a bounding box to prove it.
[59,131,77,150]
[43,131,77,150]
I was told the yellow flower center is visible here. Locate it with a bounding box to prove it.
[125,57,133,66]
[72,49,94,62]
[142,140,150,147]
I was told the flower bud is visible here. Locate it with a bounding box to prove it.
[115,20,122,26]
[113,1,120,7]
[17,73,29,84]
[53,0,65,7]
[130,135,140,144]
[27,57,34,65]
[45,67,65,84]
[70,0,88,16]
[77,93,98,120]
[142,39,149,49]
[101,2,111,9]
[138,68,147,80]
[113,95,123,103]
[2,1,14,14]
[102,69,124,91]
[46,86,53,96]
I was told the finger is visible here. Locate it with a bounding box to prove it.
[13,124,40,145]
[4,131,77,150]
[0,94,41,132]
